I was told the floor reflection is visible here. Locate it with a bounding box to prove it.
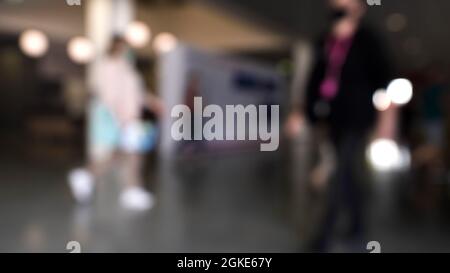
[1,143,450,252]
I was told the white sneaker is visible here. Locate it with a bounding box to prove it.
[68,168,94,204]
[119,187,155,211]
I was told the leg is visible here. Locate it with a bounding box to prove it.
[118,150,155,211]
[120,152,144,189]
[88,147,115,181]
[340,134,367,251]
[308,137,345,252]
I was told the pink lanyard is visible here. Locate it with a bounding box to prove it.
[320,35,354,100]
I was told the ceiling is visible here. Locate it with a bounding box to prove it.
[212,0,450,69]
[0,0,287,51]
[0,0,84,40]
[0,0,449,69]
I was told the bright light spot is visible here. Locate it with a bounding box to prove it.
[368,139,401,172]
[19,29,49,58]
[125,21,151,48]
[386,78,413,105]
[67,37,95,64]
[372,89,391,111]
[153,32,178,54]
[368,140,410,172]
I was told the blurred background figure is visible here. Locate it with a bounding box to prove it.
[422,65,448,150]
[409,64,449,211]
[69,36,162,211]
[288,0,393,252]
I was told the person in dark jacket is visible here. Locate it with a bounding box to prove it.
[297,0,393,251]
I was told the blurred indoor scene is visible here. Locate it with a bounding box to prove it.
[0,0,449,252]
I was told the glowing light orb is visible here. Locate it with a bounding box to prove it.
[386,78,413,105]
[153,32,178,54]
[19,29,49,58]
[372,89,392,111]
[67,36,95,64]
[125,21,151,48]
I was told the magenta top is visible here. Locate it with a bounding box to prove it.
[320,35,354,100]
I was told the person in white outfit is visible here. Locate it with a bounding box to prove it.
[69,36,163,211]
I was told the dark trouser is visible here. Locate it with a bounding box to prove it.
[313,132,368,252]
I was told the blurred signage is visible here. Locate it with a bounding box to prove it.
[158,44,286,157]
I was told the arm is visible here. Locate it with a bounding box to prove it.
[285,41,324,138]
[144,92,165,118]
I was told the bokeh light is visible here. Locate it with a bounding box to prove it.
[386,13,408,33]
[368,139,401,172]
[386,78,413,105]
[19,29,49,58]
[125,21,151,48]
[372,89,392,111]
[153,32,178,54]
[67,36,95,64]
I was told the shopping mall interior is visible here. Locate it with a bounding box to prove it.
[0,0,450,252]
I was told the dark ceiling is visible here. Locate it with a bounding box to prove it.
[1,0,448,69]
[210,0,450,70]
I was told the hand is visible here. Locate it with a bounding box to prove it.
[310,165,329,193]
[146,94,165,118]
[284,111,305,138]
[310,142,335,193]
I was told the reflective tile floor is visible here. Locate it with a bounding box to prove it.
[0,150,299,252]
[1,141,450,252]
